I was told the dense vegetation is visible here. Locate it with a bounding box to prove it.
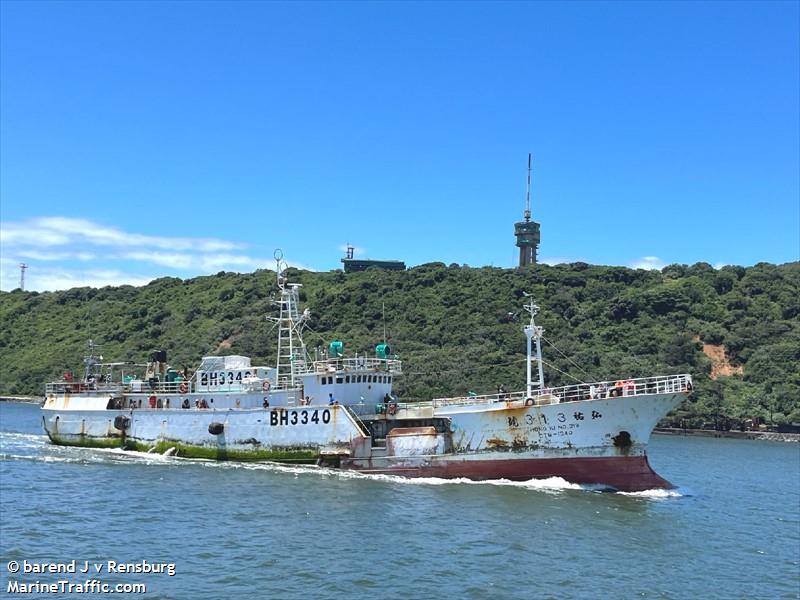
[1,262,798,427]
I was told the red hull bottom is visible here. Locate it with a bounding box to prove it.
[344,455,674,492]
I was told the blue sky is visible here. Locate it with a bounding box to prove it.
[1,0,798,291]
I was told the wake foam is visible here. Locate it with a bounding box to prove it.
[124,456,587,494]
[618,487,688,499]
[0,431,47,449]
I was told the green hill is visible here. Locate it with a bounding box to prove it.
[1,261,798,426]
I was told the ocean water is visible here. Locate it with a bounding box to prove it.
[1,401,798,600]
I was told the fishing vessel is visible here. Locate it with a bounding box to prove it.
[41,255,691,491]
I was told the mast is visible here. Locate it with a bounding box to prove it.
[523,297,545,395]
[83,339,102,382]
[269,250,310,388]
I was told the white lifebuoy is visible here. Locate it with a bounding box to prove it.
[262,380,271,392]
[525,397,535,407]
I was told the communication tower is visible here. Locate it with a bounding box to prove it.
[19,263,28,291]
[514,154,541,266]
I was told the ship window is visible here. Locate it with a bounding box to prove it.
[336,377,343,384]
[388,377,392,384]
[346,376,350,383]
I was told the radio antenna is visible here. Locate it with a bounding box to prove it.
[524,153,532,222]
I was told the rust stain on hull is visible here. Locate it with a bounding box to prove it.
[486,437,510,449]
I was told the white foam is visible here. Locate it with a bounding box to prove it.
[0,432,47,442]
[1,453,86,464]
[96,447,176,463]
[0,432,48,451]
[618,487,687,499]
[307,470,585,493]
[177,459,584,493]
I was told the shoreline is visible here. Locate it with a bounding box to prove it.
[655,427,799,443]
[0,396,40,404]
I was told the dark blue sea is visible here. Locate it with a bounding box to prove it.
[1,401,798,599]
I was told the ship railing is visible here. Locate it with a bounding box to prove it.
[121,381,278,394]
[46,381,124,394]
[47,377,309,396]
[47,380,194,395]
[431,373,694,408]
[122,381,194,394]
[310,357,402,374]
